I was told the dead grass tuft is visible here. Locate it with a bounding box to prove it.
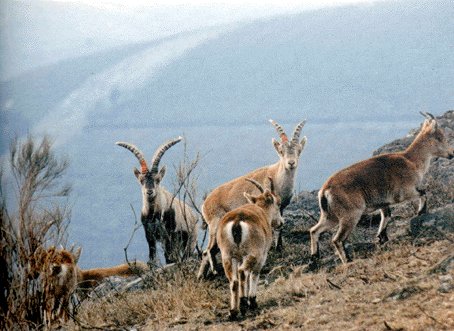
[1,135,73,329]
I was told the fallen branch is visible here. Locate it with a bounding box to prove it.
[416,303,448,328]
[383,321,404,331]
[427,254,454,274]
[124,203,142,264]
[326,278,341,290]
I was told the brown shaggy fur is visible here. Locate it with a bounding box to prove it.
[217,188,283,319]
[309,115,454,266]
[32,247,148,325]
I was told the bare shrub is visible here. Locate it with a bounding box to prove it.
[0,135,72,329]
[169,140,203,262]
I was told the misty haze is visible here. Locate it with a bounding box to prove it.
[1,0,453,269]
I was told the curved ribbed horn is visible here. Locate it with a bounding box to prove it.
[269,119,288,143]
[245,178,264,193]
[116,142,148,174]
[419,111,435,120]
[267,176,275,194]
[150,136,183,175]
[292,120,306,143]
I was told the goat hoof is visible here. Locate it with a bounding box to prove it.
[240,297,248,315]
[307,256,319,272]
[249,297,258,311]
[376,233,389,245]
[229,310,239,321]
[417,208,427,216]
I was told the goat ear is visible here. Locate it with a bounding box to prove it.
[156,165,166,182]
[133,167,141,179]
[73,247,82,264]
[429,120,437,133]
[272,138,282,155]
[244,192,256,204]
[264,190,274,204]
[299,136,307,153]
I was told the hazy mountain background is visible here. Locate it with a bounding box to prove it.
[1,0,453,268]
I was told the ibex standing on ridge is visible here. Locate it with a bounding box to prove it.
[116,137,198,264]
[197,120,306,279]
[309,112,454,269]
[217,178,283,320]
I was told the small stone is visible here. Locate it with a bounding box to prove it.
[439,274,453,282]
[372,298,381,304]
[438,282,453,293]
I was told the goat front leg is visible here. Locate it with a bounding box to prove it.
[273,229,283,251]
[417,188,427,215]
[142,216,157,263]
[248,271,260,311]
[376,206,391,245]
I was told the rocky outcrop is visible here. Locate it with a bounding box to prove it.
[410,203,454,240]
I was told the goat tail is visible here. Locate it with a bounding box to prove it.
[201,220,208,230]
[319,189,330,214]
[200,203,208,230]
[231,221,242,245]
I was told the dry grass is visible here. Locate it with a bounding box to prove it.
[69,235,453,330]
[66,263,227,329]
[1,135,73,329]
[256,239,453,331]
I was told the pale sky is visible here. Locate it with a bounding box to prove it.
[51,0,379,11]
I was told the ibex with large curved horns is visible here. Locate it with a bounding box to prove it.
[217,177,283,320]
[116,137,198,264]
[309,112,454,269]
[197,119,307,279]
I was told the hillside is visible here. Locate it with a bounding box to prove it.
[66,111,454,330]
[2,0,453,269]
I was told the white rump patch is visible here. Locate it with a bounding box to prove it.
[225,221,249,245]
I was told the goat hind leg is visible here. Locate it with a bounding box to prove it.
[238,268,249,316]
[224,258,240,320]
[309,214,336,270]
[197,222,218,279]
[332,220,356,264]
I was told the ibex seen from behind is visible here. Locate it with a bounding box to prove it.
[309,112,453,269]
[217,178,283,320]
[197,120,307,279]
[116,137,198,264]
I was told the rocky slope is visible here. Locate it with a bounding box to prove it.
[69,111,454,330]
[280,111,454,268]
